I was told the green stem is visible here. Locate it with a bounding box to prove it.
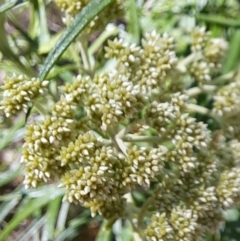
[123,135,166,143]
[88,26,118,55]
[211,70,235,84]
[79,35,94,78]
[177,52,202,73]
[195,13,240,27]
[33,101,48,116]
[186,85,217,97]
[137,196,154,228]
[187,103,223,124]
[187,103,212,116]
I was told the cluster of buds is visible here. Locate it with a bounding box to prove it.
[0,74,48,117]
[189,26,228,84]
[213,75,240,139]
[2,24,240,241]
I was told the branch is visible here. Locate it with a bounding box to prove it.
[186,85,217,97]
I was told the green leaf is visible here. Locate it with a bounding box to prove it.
[0,199,19,223]
[55,210,90,241]
[195,13,240,27]
[0,11,31,75]
[95,220,112,241]
[127,0,141,44]
[18,216,46,241]
[41,197,62,241]
[38,31,63,54]
[0,186,64,241]
[222,30,240,74]
[37,0,50,44]
[0,117,25,151]
[39,0,115,80]
[0,167,21,187]
[121,220,133,241]
[224,209,239,222]
[0,0,19,13]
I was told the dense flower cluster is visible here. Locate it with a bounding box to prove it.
[2,25,240,241]
[189,26,228,84]
[0,74,48,117]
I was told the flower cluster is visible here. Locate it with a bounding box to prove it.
[105,31,178,93]
[0,74,48,117]
[189,26,228,84]
[213,75,240,139]
[2,26,240,241]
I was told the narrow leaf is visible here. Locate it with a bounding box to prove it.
[0,11,31,75]
[195,13,240,27]
[41,197,62,241]
[222,30,240,74]
[95,220,112,241]
[127,0,141,44]
[0,185,64,241]
[39,0,115,80]
[18,216,47,241]
[0,199,19,223]
[0,0,18,13]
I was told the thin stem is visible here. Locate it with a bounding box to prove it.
[137,196,154,228]
[211,70,235,84]
[187,103,223,124]
[78,34,94,78]
[177,52,202,73]
[33,101,48,116]
[123,135,165,143]
[186,85,217,97]
[88,26,118,55]
[195,13,240,27]
[187,103,212,116]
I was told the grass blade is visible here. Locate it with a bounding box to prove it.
[41,196,62,241]
[195,13,240,27]
[56,202,70,230]
[0,0,18,13]
[222,30,240,74]
[39,0,115,80]
[0,117,25,151]
[95,220,112,241]
[18,216,47,241]
[0,185,64,241]
[127,0,141,44]
[0,199,19,223]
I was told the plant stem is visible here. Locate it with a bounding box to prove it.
[187,103,223,124]
[212,70,235,84]
[137,196,154,228]
[187,103,212,116]
[123,135,165,143]
[177,52,202,73]
[79,35,94,78]
[33,101,48,116]
[186,85,217,97]
[195,13,240,27]
[88,26,118,55]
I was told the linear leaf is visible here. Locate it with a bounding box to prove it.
[41,197,62,241]
[39,0,115,80]
[95,220,112,241]
[127,0,141,44]
[18,216,47,241]
[222,30,240,74]
[0,0,18,13]
[0,185,64,241]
